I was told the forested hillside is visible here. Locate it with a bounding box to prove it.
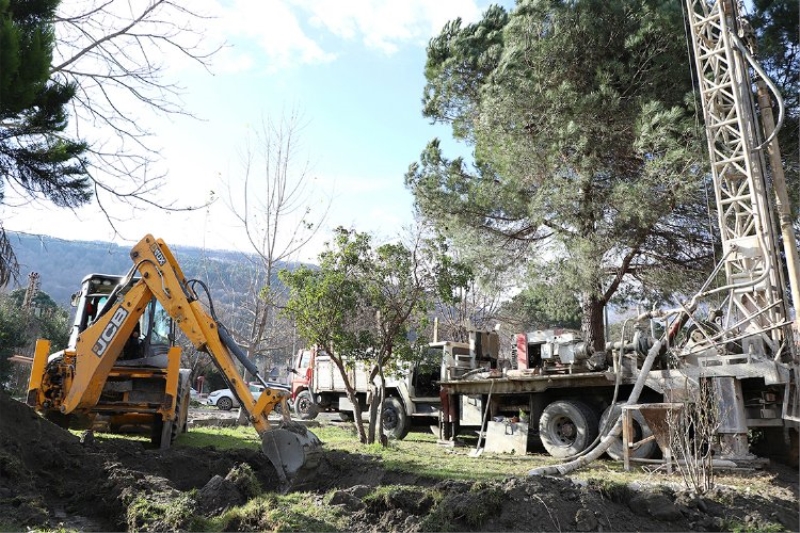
[5,232,292,307]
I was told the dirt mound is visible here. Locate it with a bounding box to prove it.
[1,391,798,532]
[0,392,283,531]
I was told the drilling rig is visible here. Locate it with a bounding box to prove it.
[437,0,799,466]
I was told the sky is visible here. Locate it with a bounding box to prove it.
[4,0,513,263]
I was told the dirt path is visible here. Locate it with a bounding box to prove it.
[1,392,798,532]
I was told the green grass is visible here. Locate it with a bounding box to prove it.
[173,423,636,484]
[197,492,349,532]
[725,519,786,533]
[312,426,562,482]
[175,425,262,450]
[116,420,795,505]
[127,493,196,531]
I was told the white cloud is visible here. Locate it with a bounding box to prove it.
[293,0,484,54]
[209,0,485,69]
[210,0,336,71]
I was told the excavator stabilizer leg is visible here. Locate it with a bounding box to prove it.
[261,422,323,484]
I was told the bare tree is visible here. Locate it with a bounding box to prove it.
[668,377,721,495]
[50,0,221,231]
[222,109,328,422]
[413,222,502,343]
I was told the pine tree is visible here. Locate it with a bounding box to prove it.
[0,0,90,285]
[407,0,714,349]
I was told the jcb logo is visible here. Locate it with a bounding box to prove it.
[151,244,167,266]
[93,308,129,357]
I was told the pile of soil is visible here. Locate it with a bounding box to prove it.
[1,390,797,532]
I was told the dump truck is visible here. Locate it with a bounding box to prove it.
[438,0,800,466]
[27,235,322,482]
[290,339,470,439]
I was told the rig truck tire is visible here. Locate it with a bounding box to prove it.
[600,404,656,460]
[382,396,410,440]
[539,400,598,458]
[294,390,319,420]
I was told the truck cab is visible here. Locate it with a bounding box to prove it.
[289,340,470,439]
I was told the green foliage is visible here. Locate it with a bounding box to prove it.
[750,0,799,191]
[280,227,472,443]
[0,295,29,387]
[407,0,717,346]
[0,0,90,207]
[504,275,582,330]
[0,288,74,390]
[279,228,368,358]
[281,227,471,360]
[0,0,90,286]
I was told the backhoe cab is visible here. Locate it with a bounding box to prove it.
[28,235,322,483]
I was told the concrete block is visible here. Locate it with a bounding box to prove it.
[484,420,528,455]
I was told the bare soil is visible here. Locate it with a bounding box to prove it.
[1,390,797,532]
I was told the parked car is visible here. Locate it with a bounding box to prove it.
[206,382,291,411]
[190,388,199,402]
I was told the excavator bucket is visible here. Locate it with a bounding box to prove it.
[261,421,323,484]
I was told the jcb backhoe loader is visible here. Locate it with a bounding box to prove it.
[27,235,322,482]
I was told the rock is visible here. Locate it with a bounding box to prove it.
[195,474,244,515]
[80,430,94,446]
[329,490,365,512]
[347,484,372,499]
[575,508,598,532]
[629,493,684,522]
[648,495,684,522]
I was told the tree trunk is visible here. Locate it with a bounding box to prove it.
[367,365,380,445]
[330,354,368,443]
[581,292,606,353]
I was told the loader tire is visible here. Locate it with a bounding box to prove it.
[150,414,175,450]
[151,415,164,448]
[539,400,598,458]
[44,411,72,429]
[174,381,191,437]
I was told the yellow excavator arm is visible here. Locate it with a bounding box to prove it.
[29,234,322,483]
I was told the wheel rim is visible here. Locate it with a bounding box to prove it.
[297,398,310,414]
[553,415,577,446]
[383,407,398,429]
[218,398,232,410]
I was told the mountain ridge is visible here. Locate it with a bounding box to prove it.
[5,231,293,306]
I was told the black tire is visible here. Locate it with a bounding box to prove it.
[294,390,319,420]
[600,404,657,460]
[338,410,354,422]
[150,414,167,449]
[539,400,599,458]
[216,396,233,411]
[44,411,72,429]
[174,382,191,437]
[751,427,799,468]
[382,397,410,440]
